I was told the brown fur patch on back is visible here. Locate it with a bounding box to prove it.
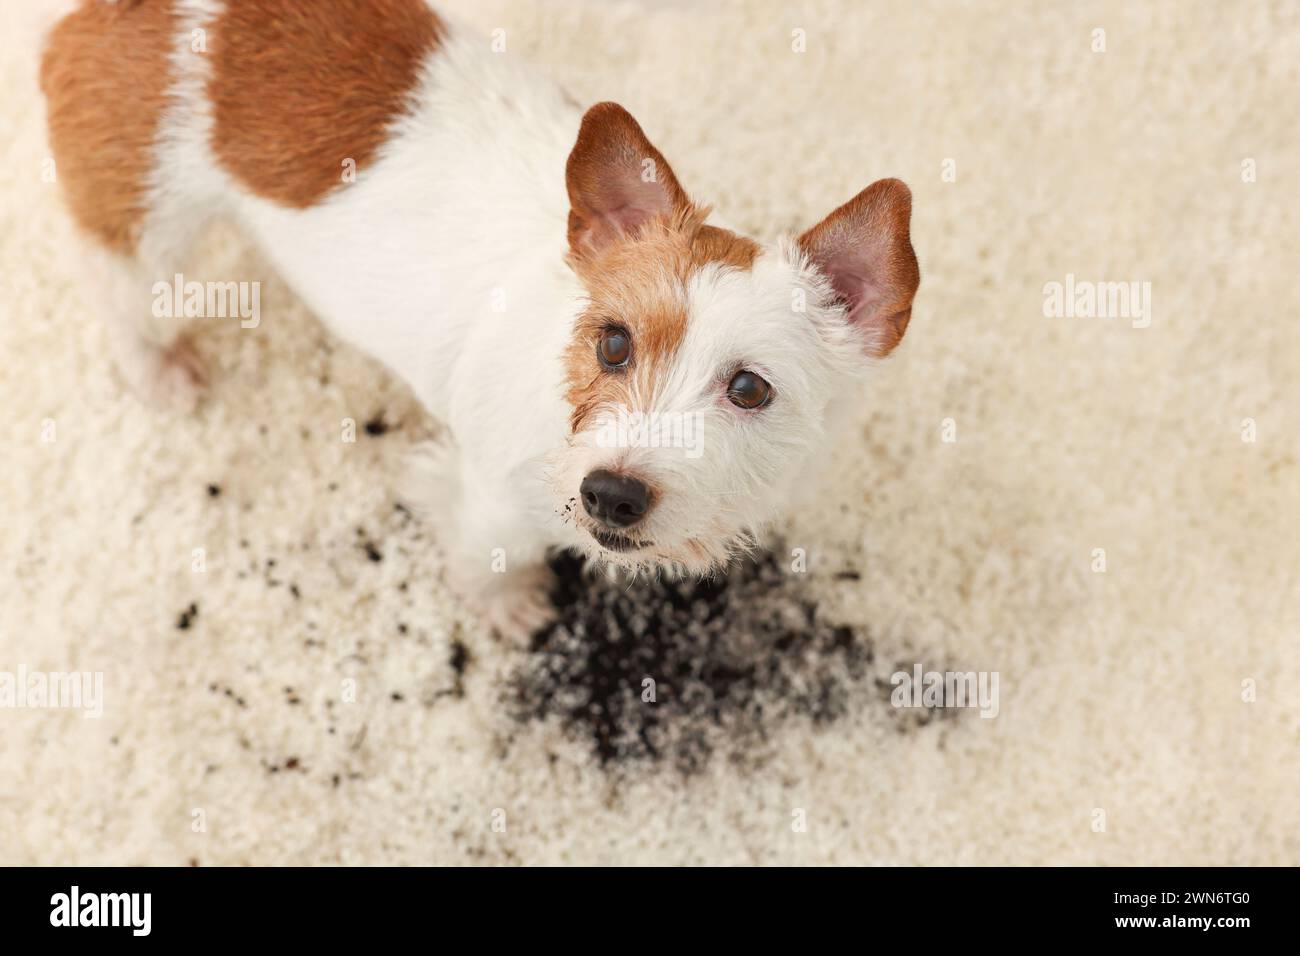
[209,0,442,208]
[40,0,176,254]
[563,210,761,433]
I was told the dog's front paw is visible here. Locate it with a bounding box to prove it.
[478,564,558,640]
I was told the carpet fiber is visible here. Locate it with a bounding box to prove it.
[1,0,1296,865]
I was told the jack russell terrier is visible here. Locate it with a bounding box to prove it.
[41,0,920,633]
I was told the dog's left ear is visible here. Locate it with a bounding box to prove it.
[797,178,920,358]
[565,101,693,257]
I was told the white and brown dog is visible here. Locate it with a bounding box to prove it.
[41,0,919,632]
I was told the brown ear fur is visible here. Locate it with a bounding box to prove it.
[565,102,693,256]
[797,178,919,357]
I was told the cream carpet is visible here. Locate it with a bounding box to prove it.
[1,0,1296,865]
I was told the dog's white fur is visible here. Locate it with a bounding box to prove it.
[78,3,912,633]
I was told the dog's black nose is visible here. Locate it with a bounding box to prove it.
[580,470,650,528]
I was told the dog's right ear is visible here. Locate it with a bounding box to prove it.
[797,178,920,358]
[565,102,693,257]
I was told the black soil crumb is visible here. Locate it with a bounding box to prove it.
[364,414,390,436]
[443,638,470,699]
[206,484,221,498]
[363,542,383,562]
[450,640,469,677]
[176,602,199,631]
[508,550,873,774]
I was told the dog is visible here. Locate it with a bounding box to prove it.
[40,0,920,633]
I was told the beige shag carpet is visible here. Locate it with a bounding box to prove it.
[1,0,1297,865]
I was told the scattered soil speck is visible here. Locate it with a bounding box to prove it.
[433,638,471,700]
[450,640,469,677]
[176,602,198,631]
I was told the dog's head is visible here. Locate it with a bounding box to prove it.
[552,102,919,573]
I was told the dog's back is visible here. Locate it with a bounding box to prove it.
[41,0,454,255]
[39,0,581,413]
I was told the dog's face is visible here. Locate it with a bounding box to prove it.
[551,103,919,573]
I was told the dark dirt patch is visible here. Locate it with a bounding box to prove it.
[507,550,876,774]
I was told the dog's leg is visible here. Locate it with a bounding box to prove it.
[404,441,557,637]
[78,239,208,411]
[42,0,216,409]
[428,455,559,639]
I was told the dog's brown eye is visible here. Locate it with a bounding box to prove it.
[598,328,631,368]
[727,370,772,409]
